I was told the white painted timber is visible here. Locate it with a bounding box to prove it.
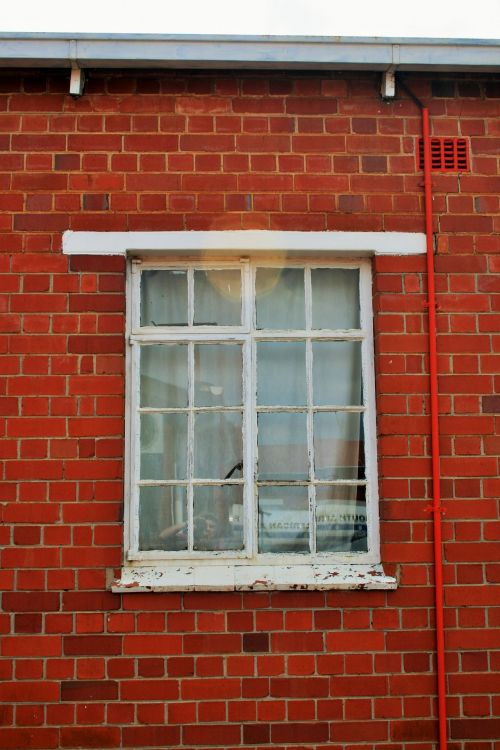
[63,230,426,257]
[112,563,397,592]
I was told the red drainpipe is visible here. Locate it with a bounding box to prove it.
[396,78,447,750]
[422,106,447,750]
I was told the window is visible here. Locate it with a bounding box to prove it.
[121,256,395,590]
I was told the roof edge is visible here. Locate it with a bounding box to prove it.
[0,33,499,72]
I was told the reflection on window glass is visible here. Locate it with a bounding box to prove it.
[316,485,367,552]
[194,412,243,480]
[311,268,360,329]
[257,341,306,406]
[258,485,309,553]
[140,413,187,480]
[141,270,187,326]
[312,341,362,406]
[194,344,242,407]
[193,485,244,551]
[258,412,309,480]
[139,485,187,551]
[314,412,364,480]
[194,269,241,326]
[140,344,188,408]
[256,267,305,329]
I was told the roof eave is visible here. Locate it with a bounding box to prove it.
[0,33,499,72]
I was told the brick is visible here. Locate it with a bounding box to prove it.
[63,636,122,655]
[182,677,240,699]
[60,727,120,748]
[271,632,323,652]
[451,719,500,739]
[0,680,59,702]
[243,633,269,652]
[122,726,180,747]
[61,680,118,701]
[68,293,123,312]
[483,395,500,413]
[272,721,329,742]
[11,173,68,191]
[123,634,182,654]
[82,193,109,211]
[270,677,329,697]
[233,98,284,114]
[14,613,43,633]
[183,633,241,653]
[2,635,61,657]
[54,154,80,170]
[12,134,66,151]
[3,592,60,612]
[0,729,59,749]
[331,720,389,742]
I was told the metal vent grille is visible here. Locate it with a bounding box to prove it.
[418,138,469,171]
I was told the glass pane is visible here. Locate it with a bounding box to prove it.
[258,486,309,553]
[311,268,360,329]
[194,412,243,480]
[314,412,364,480]
[256,267,305,329]
[140,344,188,408]
[139,485,187,551]
[140,413,187,480]
[257,341,306,406]
[257,412,308,480]
[194,269,241,326]
[193,485,244,551]
[316,485,367,552]
[194,344,242,407]
[312,341,362,406]
[141,270,188,326]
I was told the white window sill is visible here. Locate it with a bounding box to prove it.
[112,563,397,592]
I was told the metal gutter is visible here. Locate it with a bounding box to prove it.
[0,32,499,71]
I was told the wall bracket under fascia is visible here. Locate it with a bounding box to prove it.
[69,39,85,97]
[381,44,399,99]
[381,69,396,98]
[69,66,85,96]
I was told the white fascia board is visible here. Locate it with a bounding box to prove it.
[0,33,499,71]
[63,230,426,258]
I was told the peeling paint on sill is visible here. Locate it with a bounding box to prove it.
[112,563,397,592]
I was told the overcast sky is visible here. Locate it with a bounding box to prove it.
[2,0,499,38]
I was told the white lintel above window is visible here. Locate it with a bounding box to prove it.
[62,230,426,258]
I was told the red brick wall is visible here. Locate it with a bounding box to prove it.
[0,69,499,749]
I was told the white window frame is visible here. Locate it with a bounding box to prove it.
[121,255,395,591]
[63,229,420,589]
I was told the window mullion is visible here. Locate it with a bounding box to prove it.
[187,267,194,326]
[243,262,255,556]
[187,341,194,551]
[304,266,315,554]
[242,337,253,557]
[359,262,377,557]
[131,341,141,554]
